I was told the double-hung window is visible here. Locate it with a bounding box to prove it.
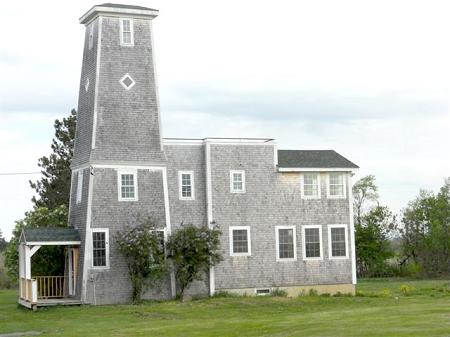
[120,18,134,46]
[230,170,246,193]
[301,173,320,199]
[92,228,109,268]
[276,226,296,261]
[118,170,138,201]
[302,225,323,260]
[328,173,346,198]
[328,224,348,259]
[178,171,194,200]
[76,170,84,204]
[229,226,251,256]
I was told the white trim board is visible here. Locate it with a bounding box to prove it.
[278,167,358,172]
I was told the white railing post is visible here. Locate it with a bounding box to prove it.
[31,279,37,303]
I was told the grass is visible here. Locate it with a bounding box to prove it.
[1,279,450,336]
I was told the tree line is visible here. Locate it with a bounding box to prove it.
[1,109,449,294]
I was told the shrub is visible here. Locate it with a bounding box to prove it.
[308,289,318,296]
[166,224,222,300]
[379,289,391,297]
[271,288,288,297]
[115,220,168,303]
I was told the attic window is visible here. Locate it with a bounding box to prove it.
[119,74,135,90]
[120,18,134,46]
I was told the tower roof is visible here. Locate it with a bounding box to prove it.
[80,3,158,25]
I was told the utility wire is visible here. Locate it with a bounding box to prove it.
[0,172,41,176]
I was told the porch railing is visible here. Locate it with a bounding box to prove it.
[20,277,37,303]
[35,276,65,299]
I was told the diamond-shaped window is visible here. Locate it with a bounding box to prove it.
[119,74,136,90]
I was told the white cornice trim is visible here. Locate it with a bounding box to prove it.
[80,6,158,25]
[278,167,358,172]
[25,241,81,246]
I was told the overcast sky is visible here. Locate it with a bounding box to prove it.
[1,0,449,240]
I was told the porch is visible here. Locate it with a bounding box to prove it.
[18,228,82,309]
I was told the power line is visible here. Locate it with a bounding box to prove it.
[0,172,41,176]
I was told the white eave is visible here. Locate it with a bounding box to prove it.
[277,167,359,172]
[80,5,159,25]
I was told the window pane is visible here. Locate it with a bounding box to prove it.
[93,232,106,267]
[278,228,294,259]
[303,173,318,197]
[331,227,346,257]
[305,228,321,258]
[329,173,344,196]
[181,173,192,197]
[232,229,248,253]
[232,172,244,191]
[121,174,135,198]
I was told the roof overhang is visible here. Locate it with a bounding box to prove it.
[278,167,359,172]
[80,5,159,25]
[21,241,81,246]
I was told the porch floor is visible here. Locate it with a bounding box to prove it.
[18,298,82,309]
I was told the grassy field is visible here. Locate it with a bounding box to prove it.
[0,279,449,337]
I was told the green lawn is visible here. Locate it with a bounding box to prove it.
[1,279,450,337]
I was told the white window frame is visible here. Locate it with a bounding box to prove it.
[302,225,323,261]
[151,228,167,256]
[117,169,138,201]
[91,228,109,269]
[229,226,251,257]
[300,173,321,199]
[119,18,134,46]
[275,225,297,261]
[88,24,94,50]
[76,170,84,204]
[327,173,347,199]
[328,224,349,259]
[230,170,246,193]
[178,170,195,200]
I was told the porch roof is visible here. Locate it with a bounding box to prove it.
[21,228,81,245]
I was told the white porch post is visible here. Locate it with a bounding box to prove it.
[18,244,24,298]
[68,248,73,296]
[24,245,41,302]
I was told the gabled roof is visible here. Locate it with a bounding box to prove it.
[277,150,359,170]
[21,228,81,245]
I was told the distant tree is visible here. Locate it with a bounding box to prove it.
[353,175,379,225]
[115,220,168,303]
[400,178,450,276]
[0,230,7,252]
[166,225,222,300]
[30,109,76,209]
[353,175,397,276]
[4,206,68,280]
[355,206,396,276]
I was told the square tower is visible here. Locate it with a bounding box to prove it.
[69,4,172,304]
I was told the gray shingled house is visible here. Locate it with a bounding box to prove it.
[18,3,359,308]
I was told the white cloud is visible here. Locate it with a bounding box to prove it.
[1,0,449,239]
